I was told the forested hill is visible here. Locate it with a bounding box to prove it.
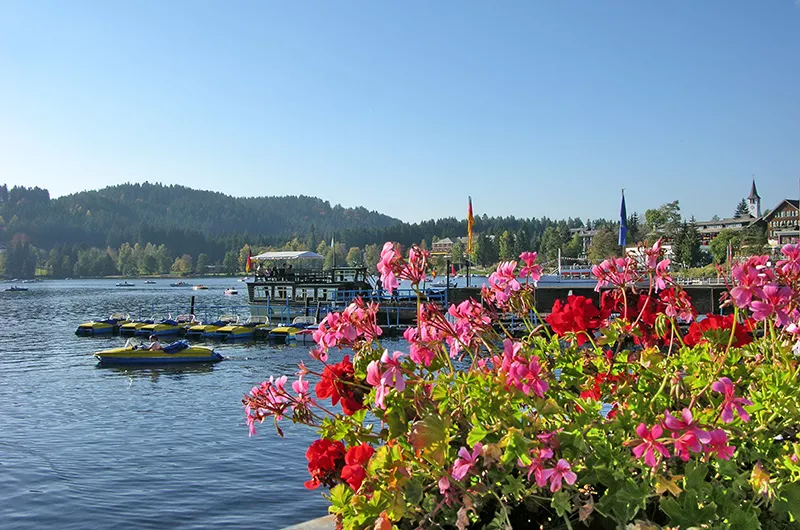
[0,182,400,253]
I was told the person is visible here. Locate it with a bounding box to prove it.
[148,334,162,351]
[374,278,383,300]
[125,337,139,349]
[287,264,293,279]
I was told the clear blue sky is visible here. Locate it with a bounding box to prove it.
[1,1,798,224]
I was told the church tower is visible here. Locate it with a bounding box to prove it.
[747,179,761,218]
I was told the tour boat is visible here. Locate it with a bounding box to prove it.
[94,340,223,365]
[75,313,129,336]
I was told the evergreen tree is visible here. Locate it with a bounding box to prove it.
[673,221,702,268]
[734,199,749,218]
[498,231,515,261]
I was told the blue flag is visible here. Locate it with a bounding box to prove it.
[618,191,628,247]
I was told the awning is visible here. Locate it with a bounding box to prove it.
[252,251,324,261]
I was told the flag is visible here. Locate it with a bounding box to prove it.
[467,196,475,254]
[245,250,253,273]
[618,190,628,248]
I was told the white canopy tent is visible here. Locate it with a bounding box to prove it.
[252,251,324,261]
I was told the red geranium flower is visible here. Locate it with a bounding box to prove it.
[315,355,366,416]
[340,443,375,491]
[684,314,752,348]
[304,438,346,490]
[547,295,609,345]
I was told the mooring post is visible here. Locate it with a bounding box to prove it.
[190,295,195,316]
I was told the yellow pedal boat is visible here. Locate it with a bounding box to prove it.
[94,340,223,365]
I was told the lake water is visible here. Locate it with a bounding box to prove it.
[0,277,379,529]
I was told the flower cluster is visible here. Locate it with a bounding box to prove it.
[376,242,429,293]
[243,243,800,530]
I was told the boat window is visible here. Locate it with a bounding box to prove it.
[296,287,315,301]
[254,286,268,300]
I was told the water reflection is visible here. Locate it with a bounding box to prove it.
[95,362,217,381]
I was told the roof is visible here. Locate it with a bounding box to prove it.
[252,251,324,261]
[748,179,760,200]
[762,199,799,222]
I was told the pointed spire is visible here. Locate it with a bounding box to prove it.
[748,178,759,199]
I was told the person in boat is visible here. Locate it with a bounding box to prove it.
[270,265,278,278]
[148,335,162,351]
[287,264,293,280]
[280,263,287,279]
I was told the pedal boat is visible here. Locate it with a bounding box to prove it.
[216,316,272,341]
[94,340,223,365]
[75,313,129,336]
[223,287,238,295]
[135,314,195,337]
[119,318,155,335]
[268,316,317,343]
[187,315,238,339]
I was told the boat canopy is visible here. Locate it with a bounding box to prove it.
[252,251,324,261]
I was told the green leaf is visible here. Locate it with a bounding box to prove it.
[551,490,571,517]
[774,482,800,522]
[660,491,716,528]
[684,461,710,495]
[595,479,647,522]
[467,424,489,446]
[405,478,424,506]
[329,483,354,509]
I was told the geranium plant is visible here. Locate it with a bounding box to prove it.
[244,241,800,529]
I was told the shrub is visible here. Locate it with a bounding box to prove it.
[244,241,800,529]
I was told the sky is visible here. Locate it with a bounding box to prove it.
[1,1,798,225]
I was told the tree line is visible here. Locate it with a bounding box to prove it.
[0,182,769,278]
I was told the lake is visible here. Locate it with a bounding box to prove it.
[0,277,380,529]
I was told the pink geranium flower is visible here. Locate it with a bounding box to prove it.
[645,239,663,270]
[632,423,670,467]
[452,443,482,480]
[777,244,800,279]
[537,459,577,492]
[519,251,543,283]
[705,429,736,460]
[663,408,711,443]
[366,350,406,409]
[711,377,753,423]
[750,284,792,327]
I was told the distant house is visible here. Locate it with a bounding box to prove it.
[692,180,761,245]
[693,216,757,246]
[569,228,597,257]
[432,237,469,254]
[762,199,799,247]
